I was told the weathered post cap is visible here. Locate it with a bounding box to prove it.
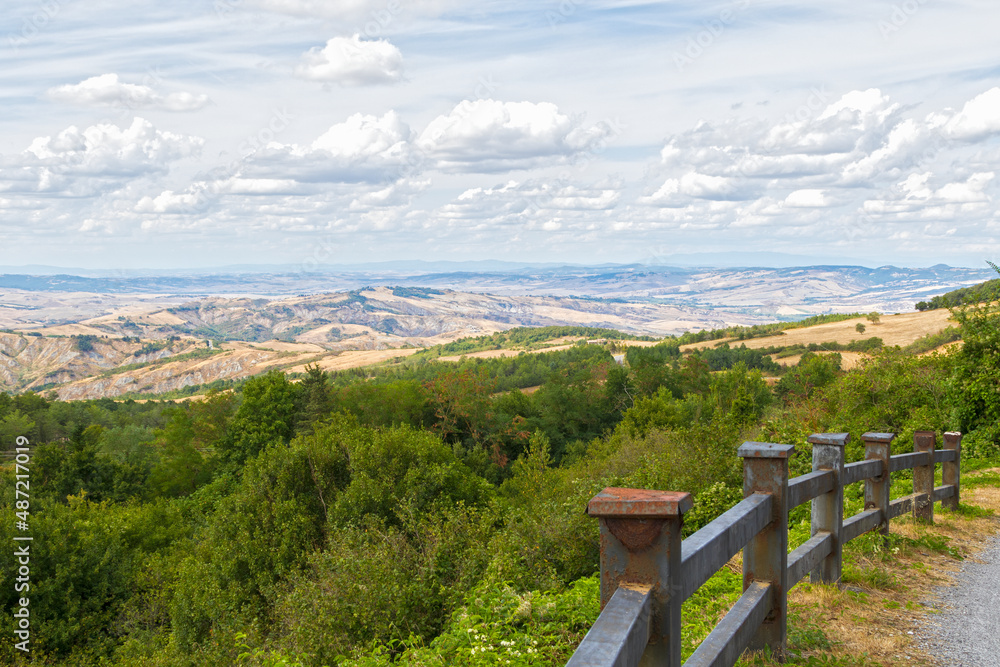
[737,442,795,459]
[807,433,850,446]
[861,432,896,443]
[587,487,693,518]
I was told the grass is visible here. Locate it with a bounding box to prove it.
[741,466,1000,666]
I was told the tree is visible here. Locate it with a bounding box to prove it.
[866,311,881,325]
[218,371,301,466]
[0,409,35,448]
[297,363,333,432]
[855,323,866,334]
[148,409,209,497]
[947,261,1000,455]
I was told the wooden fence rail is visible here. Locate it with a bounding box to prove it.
[566,430,962,667]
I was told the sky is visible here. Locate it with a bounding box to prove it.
[2,0,1000,271]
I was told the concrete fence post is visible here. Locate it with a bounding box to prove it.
[586,487,693,667]
[913,431,936,524]
[943,432,962,511]
[863,432,895,538]
[808,433,848,584]
[738,441,794,656]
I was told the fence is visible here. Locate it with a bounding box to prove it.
[566,430,962,667]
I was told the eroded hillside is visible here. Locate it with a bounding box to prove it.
[73,287,756,344]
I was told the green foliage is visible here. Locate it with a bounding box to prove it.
[902,326,962,355]
[681,567,743,659]
[277,505,497,665]
[30,425,149,503]
[673,313,863,345]
[683,481,744,536]
[709,362,773,424]
[4,312,1000,666]
[692,343,781,373]
[336,379,433,429]
[915,276,1000,311]
[0,408,36,447]
[134,340,170,357]
[775,352,842,402]
[0,495,190,663]
[418,326,652,358]
[823,347,951,458]
[219,371,301,466]
[74,334,99,352]
[947,301,1000,458]
[616,387,707,439]
[339,576,601,667]
[390,286,445,299]
[762,337,883,358]
[148,409,212,497]
[170,418,493,656]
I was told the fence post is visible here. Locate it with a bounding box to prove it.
[913,431,936,524]
[808,433,848,584]
[863,432,895,538]
[942,432,962,511]
[586,488,693,667]
[738,441,794,656]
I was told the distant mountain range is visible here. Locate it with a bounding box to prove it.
[0,263,993,314]
[1,262,994,399]
[0,252,988,278]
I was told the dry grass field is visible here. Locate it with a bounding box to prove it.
[681,309,958,371]
[683,309,956,354]
[781,470,1000,666]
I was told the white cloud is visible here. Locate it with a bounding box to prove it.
[295,36,404,86]
[784,189,832,208]
[47,74,210,112]
[0,118,203,198]
[135,189,210,214]
[349,178,430,209]
[862,172,995,219]
[941,87,1000,142]
[435,178,622,230]
[244,111,414,183]
[638,87,1000,240]
[816,88,898,126]
[418,99,612,172]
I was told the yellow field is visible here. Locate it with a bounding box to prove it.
[681,309,957,369]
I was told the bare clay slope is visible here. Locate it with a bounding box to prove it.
[77,287,767,344]
[1,289,964,401]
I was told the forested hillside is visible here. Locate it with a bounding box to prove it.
[2,284,999,666]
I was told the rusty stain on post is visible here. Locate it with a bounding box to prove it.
[587,487,691,667]
[588,487,694,519]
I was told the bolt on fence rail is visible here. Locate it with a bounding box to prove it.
[566,430,962,667]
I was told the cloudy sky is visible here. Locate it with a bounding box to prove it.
[2,0,1000,270]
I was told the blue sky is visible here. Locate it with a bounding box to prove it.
[2,0,1000,270]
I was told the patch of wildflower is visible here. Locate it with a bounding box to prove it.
[341,577,600,666]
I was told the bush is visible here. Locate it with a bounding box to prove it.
[948,303,1000,452]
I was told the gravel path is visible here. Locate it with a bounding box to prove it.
[919,533,1000,666]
